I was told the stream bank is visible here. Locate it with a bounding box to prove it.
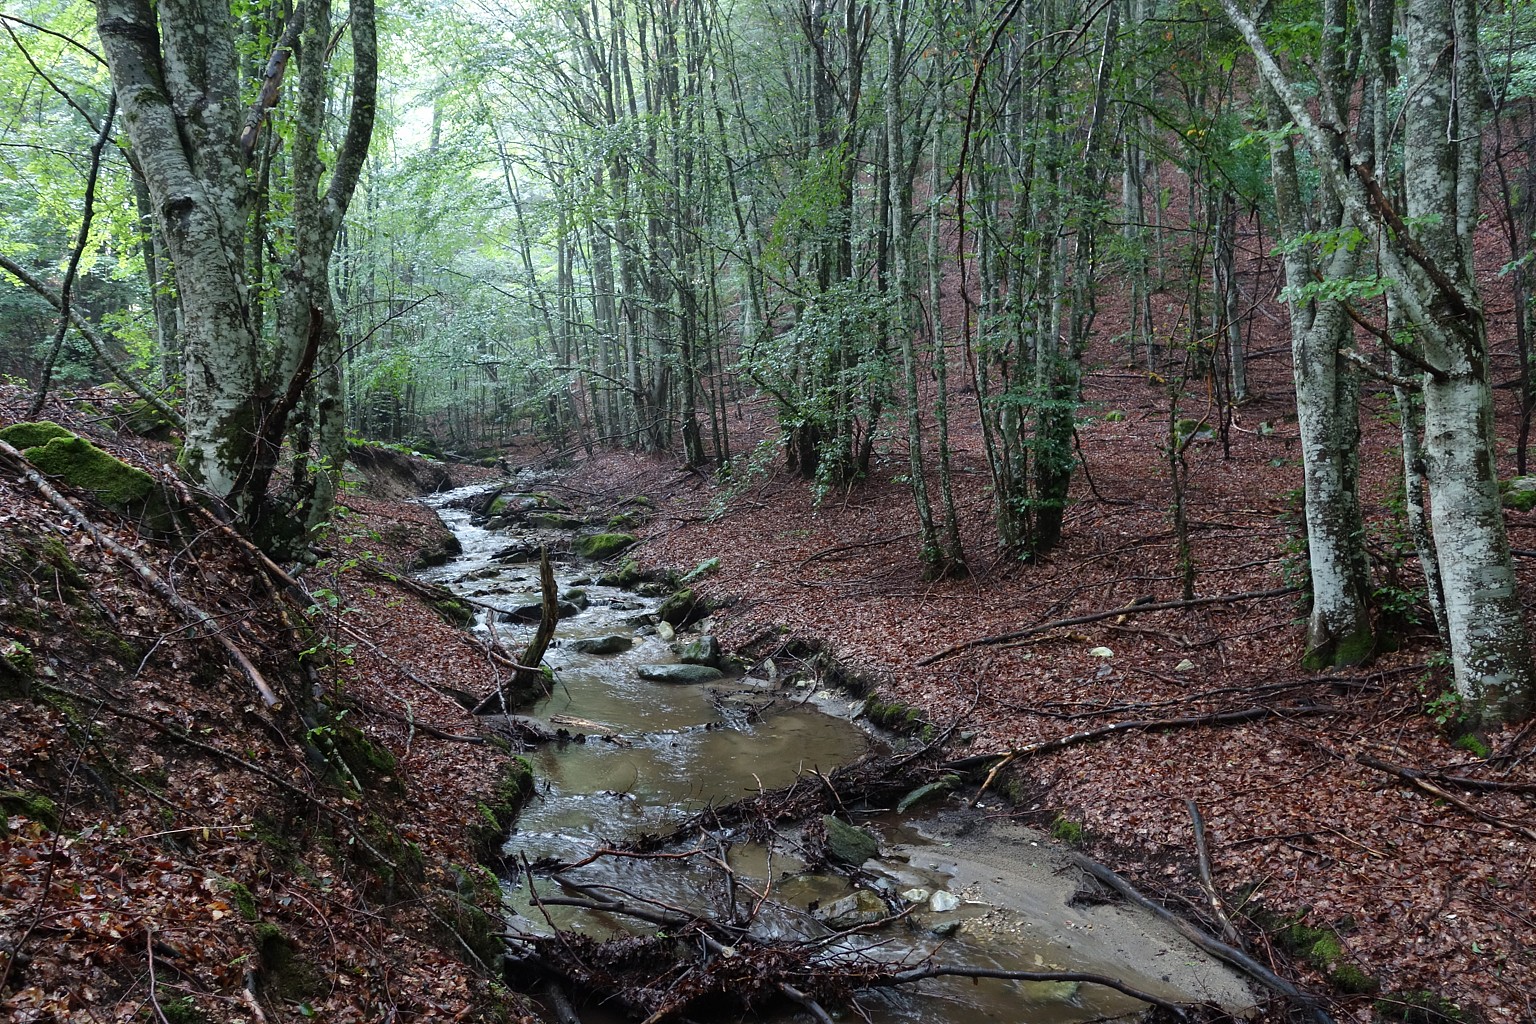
[417,478,1259,1024]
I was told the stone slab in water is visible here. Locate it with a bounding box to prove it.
[568,635,633,655]
[823,814,879,865]
[637,663,724,683]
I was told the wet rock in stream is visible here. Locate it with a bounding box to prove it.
[636,663,724,683]
[565,635,633,655]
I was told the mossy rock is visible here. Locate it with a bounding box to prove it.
[431,596,476,628]
[0,788,59,831]
[607,512,639,530]
[597,558,642,587]
[0,420,73,451]
[862,695,930,735]
[575,532,637,560]
[681,556,721,583]
[822,814,879,865]
[529,512,586,530]
[656,587,711,627]
[1500,476,1536,512]
[24,435,156,507]
[469,755,536,862]
[119,400,177,441]
[409,532,464,569]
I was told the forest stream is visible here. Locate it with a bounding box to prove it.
[418,481,1258,1024]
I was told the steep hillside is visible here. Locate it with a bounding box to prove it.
[0,386,530,1022]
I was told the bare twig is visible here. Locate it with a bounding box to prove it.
[918,586,1300,665]
[1187,798,1240,945]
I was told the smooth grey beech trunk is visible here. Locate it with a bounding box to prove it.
[95,0,376,544]
[1223,0,1535,720]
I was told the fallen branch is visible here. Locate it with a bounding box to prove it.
[917,586,1299,666]
[1356,754,1536,844]
[1067,851,1336,1024]
[3,440,281,707]
[1187,798,1240,945]
[960,704,1339,801]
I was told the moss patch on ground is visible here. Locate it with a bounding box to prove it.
[469,755,536,862]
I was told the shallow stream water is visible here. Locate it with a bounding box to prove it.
[419,481,1254,1024]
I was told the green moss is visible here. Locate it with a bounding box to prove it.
[575,532,637,560]
[39,536,87,590]
[862,695,931,736]
[1275,921,1331,956]
[469,755,536,862]
[1049,815,1085,845]
[253,923,325,1002]
[1500,478,1536,512]
[0,420,73,450]
[223,880,259,922]
[120,400,177,441]
[607,512,639,530]
[158,995,206,1024]
[329,724,404,797]
[1373,990,1469,1023]
[1452,733,1490,759]
[1330,962,1380,994]
[1103,410,1127,423]
[24,435,155,506]
[597,558,642,587]
[432,597,476,628]
[0,789,59,831]
[0,639,34,696]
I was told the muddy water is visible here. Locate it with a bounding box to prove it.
[420,482,1254,1024]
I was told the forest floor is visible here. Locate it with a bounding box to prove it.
[581,339,1536,1024]
[4,336,1535,1024]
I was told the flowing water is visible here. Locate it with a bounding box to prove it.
[420,481,1254,1023]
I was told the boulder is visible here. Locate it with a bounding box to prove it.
[657,587,710,627]
[678,635,721,667]
[567,635,633,655]
[637,663,723,684]
[822,814,878,865]
[501,600,580,623]
[811,889,888,929]
[562,588,590,611]
[575,533,637,560]
[529,512,587,531]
